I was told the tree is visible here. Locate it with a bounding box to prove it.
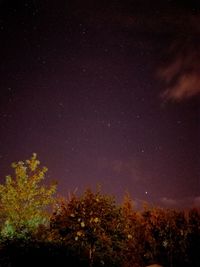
[0,153,56,238]
[141,207,188,267]
[50,189,126,267]
[121,193,145,267]
[187,208,200,267]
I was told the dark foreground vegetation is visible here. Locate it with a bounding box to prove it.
[0,154,199,267]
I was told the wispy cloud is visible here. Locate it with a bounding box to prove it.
[109,9,200,102]
[158,13,200,102]
[193,196,200,206]
[111,159,141,182]
[159,47,200,101]
[160,196,200,208]
[96,157,147,189]
[160,197,178,207]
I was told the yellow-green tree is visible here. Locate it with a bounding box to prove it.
[0,153,56,238]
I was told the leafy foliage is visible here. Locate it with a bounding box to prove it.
[50,189,126,267]
[141,206,189,266]
[121,194,145,267]
[0,153,56,238]
[0,154,199,267]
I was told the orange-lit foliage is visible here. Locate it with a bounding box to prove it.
[50,189,126,266]
[141,206,188,266]
[121,194,145,267]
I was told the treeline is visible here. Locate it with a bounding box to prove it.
[0,154,199,267]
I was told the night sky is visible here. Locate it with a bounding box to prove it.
[0,0,199,208]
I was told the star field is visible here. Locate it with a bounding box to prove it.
[0,0,199,207]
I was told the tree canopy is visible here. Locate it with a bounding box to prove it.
[50,189,126,267]
[0,153,56,238]
[0,154,199,267]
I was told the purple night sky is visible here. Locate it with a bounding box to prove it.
[0,0,199,208]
